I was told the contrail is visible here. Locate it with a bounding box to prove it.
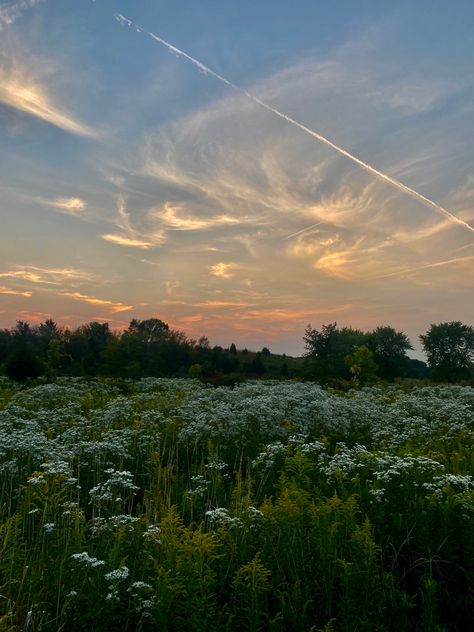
[373,254,474,280]
[115,13,474,237]
[285,221,324,240]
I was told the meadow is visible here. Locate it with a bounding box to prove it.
[0,377,472,631]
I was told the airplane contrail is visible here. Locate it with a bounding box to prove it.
[373,254,474,280]
[115,13,474,237]
[285,221,325,240]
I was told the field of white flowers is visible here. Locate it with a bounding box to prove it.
[0,377,472,631]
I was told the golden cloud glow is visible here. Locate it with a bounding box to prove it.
[48,197,86,214]
[0,266,92,285]
[0,285,32,297]
[61,292,133,313]
[101,234,155,249]
[157,203,240,231]
[209,262,235,279]
[0,66,96,137]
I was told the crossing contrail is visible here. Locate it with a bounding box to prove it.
[115,13,474,237]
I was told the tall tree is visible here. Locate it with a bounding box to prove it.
[303,323,366,383]
[420,321,474,381]
[366,326,413,380]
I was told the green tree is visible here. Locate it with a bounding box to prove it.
[303,323,366,384]
[420,321,474,381]
[5,346,43,382]
[345,346,378,386]
[366,326,412,380]
[128,318,169,343]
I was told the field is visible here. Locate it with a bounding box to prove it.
[0,378,472,631]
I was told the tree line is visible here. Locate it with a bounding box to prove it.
[0,317,473,385]
[303,321,474,385]
[0,318,276,383]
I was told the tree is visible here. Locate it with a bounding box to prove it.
[345,346,378,386]
[420,321,474,382]
[366,326,412,380]
[5,346,43,382]
[128,318,169,343]
[65,322,112,375]
[303,323,366,383]
[229,343,237,355]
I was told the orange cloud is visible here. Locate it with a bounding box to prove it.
[61,292,133,313]
[101,234,155,249]
[0,285,32,297]
[0,266,92,285]
[194,300,252,309]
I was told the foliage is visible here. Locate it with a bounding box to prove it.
[365,326,412,380]
[0,319,302,382]
[303,323,366,384]
[420,321,474,382]
[0,378,472,630]
[344,346,378,386]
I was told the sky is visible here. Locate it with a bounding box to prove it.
[0,0,473,357]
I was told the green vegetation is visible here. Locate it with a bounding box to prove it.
[0,378,472,631]
[2,316,474,384]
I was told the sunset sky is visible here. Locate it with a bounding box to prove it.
[1,0,473,356]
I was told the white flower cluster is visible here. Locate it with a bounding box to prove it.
[205,507,243,529]
[70,552,106,567]
[1,378,473,522]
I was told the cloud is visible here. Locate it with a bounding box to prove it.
[101,234,155,249]
[101,195,165,249]
[0,285,32,297]
[0,0,45,31]
[155,202,241,231]
[194,300,252,309]
[209,262,235,279]
[0,62,97,137]
[237,306,352,322]
[0,266,92,285]
[44,197,87,215]
[60,292,133,313]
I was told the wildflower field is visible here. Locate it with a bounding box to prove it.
[0,378,472,631]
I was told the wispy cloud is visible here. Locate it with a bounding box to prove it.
[0,285,32,297]
[118,13,474,236]
[194,300,252,309]
[0,0,45,30]
[101,195,165,249]
[60,291,133,313]
[0,63,97,137]
[101,234,155,249]
[42,196,87,215]
[0,266,92,285]
[155,203,241,231]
